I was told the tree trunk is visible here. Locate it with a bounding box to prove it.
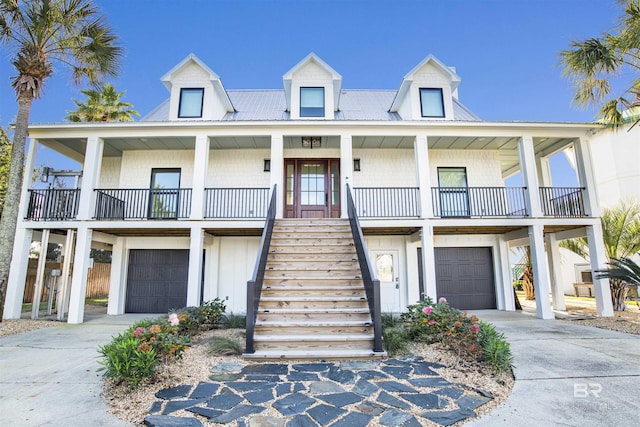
[522,266,535,300]
[0,90,34,321]
[610,278,629,312]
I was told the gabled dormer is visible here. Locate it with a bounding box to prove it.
[390,55,461,121]
[283,53,342,120]
[161,53,234,121]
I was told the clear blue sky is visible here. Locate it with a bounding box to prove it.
[0,0,623,184]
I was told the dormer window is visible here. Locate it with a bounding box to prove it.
[178,88,204,118]
[420,88,445,118]
[300,87,325,117]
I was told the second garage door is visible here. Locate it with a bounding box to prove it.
[125,249,189,313]
[435,247,496,310]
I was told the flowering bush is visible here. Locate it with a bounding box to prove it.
[401,298,512,371]
[99,299,226,387]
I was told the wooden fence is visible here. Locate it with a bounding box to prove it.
[23,260,111,303]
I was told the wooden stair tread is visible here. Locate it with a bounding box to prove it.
[243,349,387,360]
[253,334,374,341]
[257,320,372,326]
[260,296,366,302]
[259,308,370,313]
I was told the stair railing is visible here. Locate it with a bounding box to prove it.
[245,184,277,354]
[346,184,384,353]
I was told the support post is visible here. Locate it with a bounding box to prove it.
[586,223,614,316]
[420,224,437,300]
[518,136,543,217]
[76,136,104,221]
[497,236,516,311]
[340,134,353,218]
[574,137,600,217]
[31,229,50,319]
[190,134,210,220]
[414,135,433,218]
[546,233,566,311]
[528,224,554,319]
[187,226,204,307]
[270,134,284,218]
[67,227,93,324]
[107,237,126,315]
[56,229,75,321]
[3,229,33,319]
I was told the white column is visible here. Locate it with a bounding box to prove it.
[586,223,614,316]
[537,156,553,187]
[67,227,93,324]
[190,134,210,220]
[420,224,438,300]
[414,135,433,218]
[31,229,50,319]
[107,237,126,315]
[56,229,75,321]
[574,137,600,217]
[340,134,353,218]
[528,224,554,319]
[76,136,104,221]
[518,136,543,217]
[3,228,33,319]
[204,237,220,301]
[546,233,566,311]
[187,226,204,307]
[270,134,284,218]
[18,138,39,220]
[497,236,515,311]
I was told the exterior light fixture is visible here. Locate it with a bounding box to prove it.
[301,136,321,149]
[264,159,271,172]
[353,158,361,171]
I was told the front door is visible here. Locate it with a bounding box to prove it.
[373,250,401,313]
[285,159,340,218]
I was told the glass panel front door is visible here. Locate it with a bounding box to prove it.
[438,167,469,217]
[284,159,340,218]
[149,169,180,219]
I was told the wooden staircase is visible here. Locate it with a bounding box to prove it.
[244,218,386,360]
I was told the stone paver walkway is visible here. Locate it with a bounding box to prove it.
[145,357,494,426]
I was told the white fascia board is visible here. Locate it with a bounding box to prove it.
[389,80,411,112]
[282,52,343,111]
[212,79,235,112]
[160,53,220,91]
[404,54,462,91]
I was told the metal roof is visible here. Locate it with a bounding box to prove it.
[140,89,480,122]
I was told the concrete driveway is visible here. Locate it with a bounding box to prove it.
[1,310,639,426]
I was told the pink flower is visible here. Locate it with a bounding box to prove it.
[132,327,144,338]
[422,306,433,316]
[438,297,447,303]
[428,320,436,326]
[168,313,179,326]
[469,323,480,334]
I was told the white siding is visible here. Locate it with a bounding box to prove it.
[207,149,271,188]
[213,237,260,314]
[429,150,503,187]
[119,150,195,188]
[352,149,416,187]
[290,60,335,120]
[168,61,227,121]
[99,157,122,188]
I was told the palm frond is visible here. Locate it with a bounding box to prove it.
[595,256,640,287]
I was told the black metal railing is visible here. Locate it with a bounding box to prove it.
[353,187,420,217]
[93,188,192,220]
[245,184,277,354]
[346,184,383,353]
[431,187,528,217]
[540,187,586,218]
[204,188,270,219]
[25,189,80,221]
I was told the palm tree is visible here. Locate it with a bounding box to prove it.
[0,0,122,321]
[559,0,640,127]
[560,201,640,311]
[66,83,139,122]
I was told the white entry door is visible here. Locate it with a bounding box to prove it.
[373,250,401,313]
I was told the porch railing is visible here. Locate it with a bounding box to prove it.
[25,189,80,221]
[245,184,277,354]
[346,184,383,353]
[353,187,420,217]
[539,187,586,218]
[431,187,528,217]
[94,188,192,220]
[204,188,270,219]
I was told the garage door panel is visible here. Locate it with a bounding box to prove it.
[435,247,496,310]
[125,249,189,313]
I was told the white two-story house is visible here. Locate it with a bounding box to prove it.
[2,53,614,358]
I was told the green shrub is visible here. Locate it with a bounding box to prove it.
[382,326,409,356]
[478,322,513,372]
[208,337,243,355]
[381,313,403,329]
[219,312,246,329]
[98,299,226,387]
